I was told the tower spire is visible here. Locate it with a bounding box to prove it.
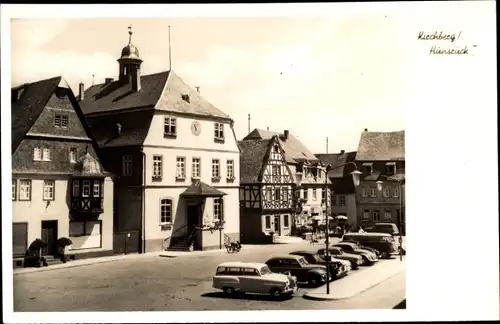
[128,25,133,45]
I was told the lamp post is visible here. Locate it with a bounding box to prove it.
[376,176,405,262]
[294,172,304,233]
[317,162,361,294]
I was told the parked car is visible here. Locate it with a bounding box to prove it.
[289,251,350,279]
[265,255,328,287]
[213,262,298,298]
[333,242,378,265]
[317,247,363,270]
[364,223,400,236]
[342,239,381,257]
[343,233,399,259]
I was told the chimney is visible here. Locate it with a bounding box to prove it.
[195,86,200,93]
[105,78,114,85]
[77,82,85,101]
[116,123,122,136]
[364,128,368,132]
[284,130,289,139]
[340,149,345,154]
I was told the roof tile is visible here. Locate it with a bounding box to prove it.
[356,131,405,161]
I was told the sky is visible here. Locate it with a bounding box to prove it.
[10,16,405,153]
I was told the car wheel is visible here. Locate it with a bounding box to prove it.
[270,288,282,298]
[382,252,390,259]
[308,277,318,287]
[223,287,235,295]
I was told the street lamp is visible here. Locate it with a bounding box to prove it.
[317,162,361,295]
[376,176,405,262]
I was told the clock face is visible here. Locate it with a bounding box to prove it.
[191,121,201,136]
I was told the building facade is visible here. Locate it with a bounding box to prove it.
[243,129,331,228]
[315,151,358,227]
[354,129,405,234]
[79,28,240,252]
[238,135,295,243]
[11,76,114,262]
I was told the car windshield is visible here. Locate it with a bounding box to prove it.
[298,258,308,266]
[260,266,273,275]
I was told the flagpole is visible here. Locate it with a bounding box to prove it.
[168,25,172,70]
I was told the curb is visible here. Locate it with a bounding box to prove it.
[13,252,162,276]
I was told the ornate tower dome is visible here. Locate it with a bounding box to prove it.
[117,25,143,91]
[73,152,104,177]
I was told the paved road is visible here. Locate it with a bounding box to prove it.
[13,240,405,311]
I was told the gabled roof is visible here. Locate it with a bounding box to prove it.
[11,76,61,153]
[243,128,318,164]
[356,130,405,161]
[315,151,357,178]
[80,70,231,120]
[180,179,227,197]
[238,138,273,183]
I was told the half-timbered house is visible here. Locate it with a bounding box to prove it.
[238,135,295,243]
[11,76,114,266]
[243,129,332,228]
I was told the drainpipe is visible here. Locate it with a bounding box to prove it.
[141,147,146,254]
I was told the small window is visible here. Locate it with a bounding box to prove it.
[213,198,222,222]
[12,180,17,201]
[33,147,42,161]
[61,115,68,128]
[243,268,260,276]
[212,159,220,179]
[153,155,163,180]
[176,157,186,179]
[274,188,281,200]
[160,198,173,224]
[82,180,91,197]
[93,181,101,197]
[42,148,52,161]
[43,180,55,201]
[373,209,381,221]
[192,158,201,178]
[265,215,271,229]
[385,162,396,175]
[312,188,317,200]
[272,165,280,176]
[54,114,68,128]
[383,187,390,198]
[361,187,368,198]
[69,148,77,163]
[164,117,177,137]
[363,164,373,174]
[392,188,399,198]
[122,155,132,176]
[370,188,377,197]
[72,180,80,197]
[19,180,31,201]
[283,215,290,228]
[216,267,228,275]
[226,160,234,179]
[363,209,370,219]
[227,267,242,276]
[273,144,279,154]
[339,195,346,206]
[214,122,224,141]
[303,189,308,200]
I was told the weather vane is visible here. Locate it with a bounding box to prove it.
[128,25,133,44]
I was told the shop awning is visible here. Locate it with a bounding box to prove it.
[180,180,227,197]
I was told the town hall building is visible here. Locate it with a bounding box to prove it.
[79,27,240,253]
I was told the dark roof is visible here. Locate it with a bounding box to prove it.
[290,251,312,255]
[11,76,61,153]
[356,131,405,161]
[315,151,357,178]
[80,70,231,120]
[238,139,273,183]
[180,180,227,197]
[244,128,318,164]
[268,255,302,260]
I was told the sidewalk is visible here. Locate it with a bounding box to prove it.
[13,251,163,275]
[303,257,406,301]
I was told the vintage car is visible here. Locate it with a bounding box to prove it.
[342,239,381,257]
[317,247,363,269]
[213,262,298,298]
[333,242,378,265]
[343,233,399,259]
[289,251,350,279]
[265,255,328,287]
[364,223,400,236]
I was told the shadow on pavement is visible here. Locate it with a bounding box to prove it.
[393,299,406,309]
[201,291,293,302]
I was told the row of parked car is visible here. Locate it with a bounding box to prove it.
[212,232,401,299]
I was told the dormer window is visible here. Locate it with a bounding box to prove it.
[181,94,190,103]
[362,163,373,174]
[385,162,396,175]
[214,122,224,143]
